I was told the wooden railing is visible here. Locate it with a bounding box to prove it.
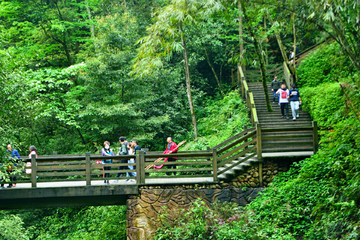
[239,66,258,125]
[1,122,320,188]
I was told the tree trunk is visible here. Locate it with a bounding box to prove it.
[264,16,269,66]
[85,0,95,38]
[267,11,295,77]
[242,2,272,112]
[180,23,198,139]
[238,0,245,73]
[292,13,298,82]
[204,48,224,96]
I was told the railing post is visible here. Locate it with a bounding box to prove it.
[256,124,262,161]
[31,154,37,188]
[136,151,141,183]
[259,162,263,187]
[244,125,248,150]
[312,121,318,154]
[139,150,145,184]
[86,152,91,186]
[212,148,218,182]
[256,124,263,187]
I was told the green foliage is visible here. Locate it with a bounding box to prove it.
[297,42,356,87]
[4,206,127,240]
[184,90,250,150]
[155,199,243,240]
[0,215,29,240]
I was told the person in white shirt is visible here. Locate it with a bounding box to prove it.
[276,84,290,119]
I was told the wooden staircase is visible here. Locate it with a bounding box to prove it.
[248,82,314,153]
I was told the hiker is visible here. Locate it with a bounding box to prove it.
[126,139,144,182]
[115,136,129,181]
[289,84,302,121]
[271,76,281,103]
[6,144,20,188]
[289,49,295,64]
[126,141,136,182]
[158,137,178,176]
[26,145,38,175]
[293,44,300,55]
[276,84,290,119]
[101,141,113,184]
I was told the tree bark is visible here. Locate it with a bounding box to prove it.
[85,0,95,38]
[292,13,298,82]
[238,0,245,73]
[242,2,272,112]
[180,23,198,139]
[267,11,295,77]
[264,16,269,66]
[204,48,224,96]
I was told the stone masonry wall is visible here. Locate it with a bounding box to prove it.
[127,188,263,240]
[126,158,293,240]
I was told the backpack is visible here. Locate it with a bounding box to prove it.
[119,143,128,155]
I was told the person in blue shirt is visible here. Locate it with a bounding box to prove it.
[5,144,20,188]
[289,84,302,121]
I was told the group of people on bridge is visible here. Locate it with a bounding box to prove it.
[271,76,302,121]
[0,137,180,187]
[100,136,178,184]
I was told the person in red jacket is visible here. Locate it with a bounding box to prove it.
[163,137,178,175]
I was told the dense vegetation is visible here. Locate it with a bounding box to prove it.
[154,43,360,240]
[1,0,360,239]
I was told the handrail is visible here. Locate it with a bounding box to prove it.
[239,65,259,125]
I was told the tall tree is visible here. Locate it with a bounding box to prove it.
[240,1,272,112]
[132,0,224,139]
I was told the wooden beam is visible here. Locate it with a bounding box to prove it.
[86,152,91,186]
[31,154,37,188]
[256,124,262,161]
[139,150,145,184]
[212,148,217,182]
[312,121,319,153]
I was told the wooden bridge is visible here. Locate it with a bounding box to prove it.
[0,48,323,210]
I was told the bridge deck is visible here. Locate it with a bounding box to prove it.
[8,177,214,189]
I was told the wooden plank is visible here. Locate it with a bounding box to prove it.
[217,152,257,175]
[218,138,257,161]
[218,146,257,168]
[262,127,313,133]
[31,154,37,188]
[91,163,135,169]
[217,131,256,154]
[312,121,318,153]
[91,169,136,174]
[213,127,255,149]
[86,152,91,186]
[256,124,262,161]
[144,152,213,158]
[212,148,217,181]
[37,165,86,170]
[140,150,145,184]
[144,161,211,167]
[146,174,213,179]
[262,135,313,140]
[145,167,213,174]
[37,171,86,177]
[136,151,141,183]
